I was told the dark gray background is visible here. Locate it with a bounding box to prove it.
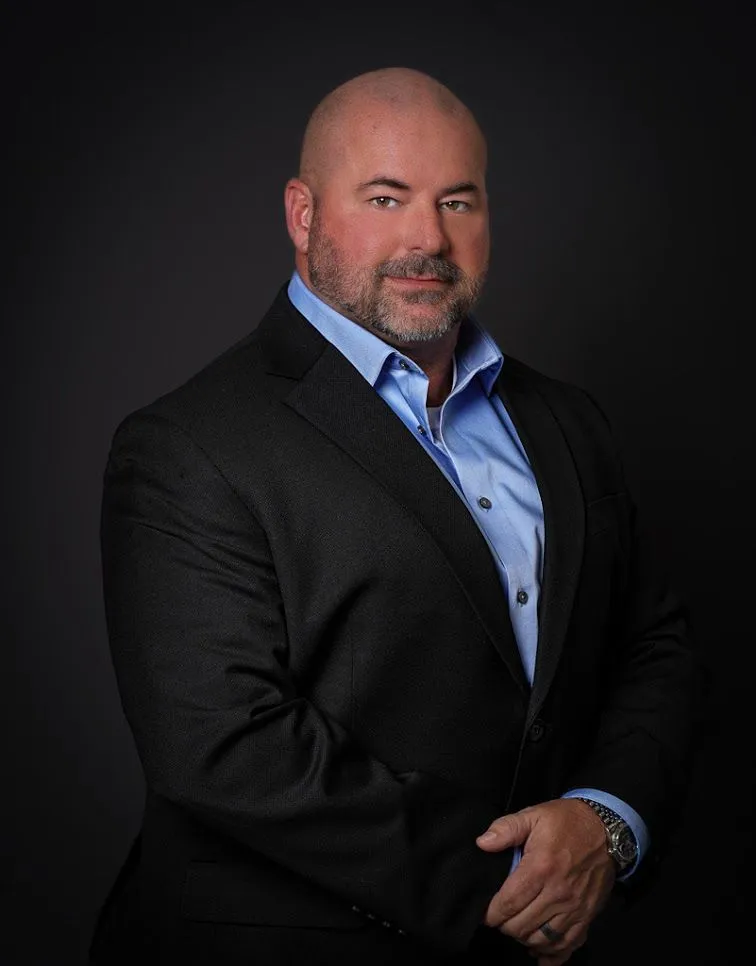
[3,2,753,963]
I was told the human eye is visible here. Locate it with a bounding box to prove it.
[440,199,471,213]
[370,196,400,208]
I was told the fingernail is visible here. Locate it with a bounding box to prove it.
[477,830,497,843]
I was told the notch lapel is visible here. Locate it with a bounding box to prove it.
[256,291,529,696]
[493,364,585,726]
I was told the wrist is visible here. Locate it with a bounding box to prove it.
[574,797,638,873]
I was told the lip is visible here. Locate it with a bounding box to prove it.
[385,276,448,287]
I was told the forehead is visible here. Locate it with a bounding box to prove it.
[333,104,486,188]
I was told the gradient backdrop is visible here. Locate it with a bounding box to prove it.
[3,2,753,963]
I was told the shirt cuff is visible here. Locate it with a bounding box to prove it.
[562,788,650,880]
[509,845,522,875]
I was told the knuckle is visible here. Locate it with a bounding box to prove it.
[553,884,573,904]
[532,855,555,879]
[501,920,525,941]
[493,900,513,923]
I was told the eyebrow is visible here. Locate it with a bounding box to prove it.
[356,177,480,195]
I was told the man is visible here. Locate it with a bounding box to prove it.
[90,68,701,965]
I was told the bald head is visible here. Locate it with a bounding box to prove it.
[299,68,486,191]
[284,66,490,351]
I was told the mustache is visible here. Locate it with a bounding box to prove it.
[376,255,463,284]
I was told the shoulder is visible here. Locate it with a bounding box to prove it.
[502,354,613,432]
[498,354,627,496]
[107,284,321,457]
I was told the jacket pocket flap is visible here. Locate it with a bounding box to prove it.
[181,860,366,929]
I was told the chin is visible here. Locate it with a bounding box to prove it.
[374,315,460,344]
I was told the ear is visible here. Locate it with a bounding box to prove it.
[284,178,314,254]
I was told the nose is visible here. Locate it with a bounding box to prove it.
[402,203,450,256]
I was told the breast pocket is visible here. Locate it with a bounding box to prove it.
[585,492,628,538]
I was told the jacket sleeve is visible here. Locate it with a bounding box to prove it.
[560,388,708,876]
[100,409,513,953]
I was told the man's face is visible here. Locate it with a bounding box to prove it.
[303,105,489,345]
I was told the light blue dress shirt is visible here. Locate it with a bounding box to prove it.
[287,271,648,875]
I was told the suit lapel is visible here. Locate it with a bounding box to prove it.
[493,364,585,725]
[256,290,529,696]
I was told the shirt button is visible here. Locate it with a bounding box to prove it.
[478,496,492,510]
[398,359,410,369]
[417,425,427,436]
[516,589,529,604]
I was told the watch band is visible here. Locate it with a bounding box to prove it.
[574,797,638,871]
[575,797,623,827]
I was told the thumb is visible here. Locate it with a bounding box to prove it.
[475,809,535,851]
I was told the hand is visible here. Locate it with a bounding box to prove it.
[476,799,616,964]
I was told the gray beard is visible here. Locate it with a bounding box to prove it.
[307,215,485,344]
[352,291,464,344]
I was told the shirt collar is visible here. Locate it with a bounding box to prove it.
[287,270,504,395]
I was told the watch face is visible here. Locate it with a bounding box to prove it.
[612,826,638,863]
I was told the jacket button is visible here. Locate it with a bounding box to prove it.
[528,719,546,742]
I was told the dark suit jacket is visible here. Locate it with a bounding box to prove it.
[90,286,700,965]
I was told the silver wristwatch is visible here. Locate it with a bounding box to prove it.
[575,798,638,872]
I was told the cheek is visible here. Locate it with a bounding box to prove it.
[456,224,490,274]
[329,211,396,266]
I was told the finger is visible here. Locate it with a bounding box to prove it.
[483,873,544,928]
[534,932,587,964]
[501,908,573,948]
[499,895,572,943]
[476,809,535,851]
[525,918,588,957]
[491,857,565,933]
[528,916,572,951]
[531,923,589,964]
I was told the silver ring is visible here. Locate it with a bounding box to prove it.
[539,921,564,943]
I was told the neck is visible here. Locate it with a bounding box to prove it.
[360,320,457,406]
[398,335,457,406]
[295,263,459,406]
